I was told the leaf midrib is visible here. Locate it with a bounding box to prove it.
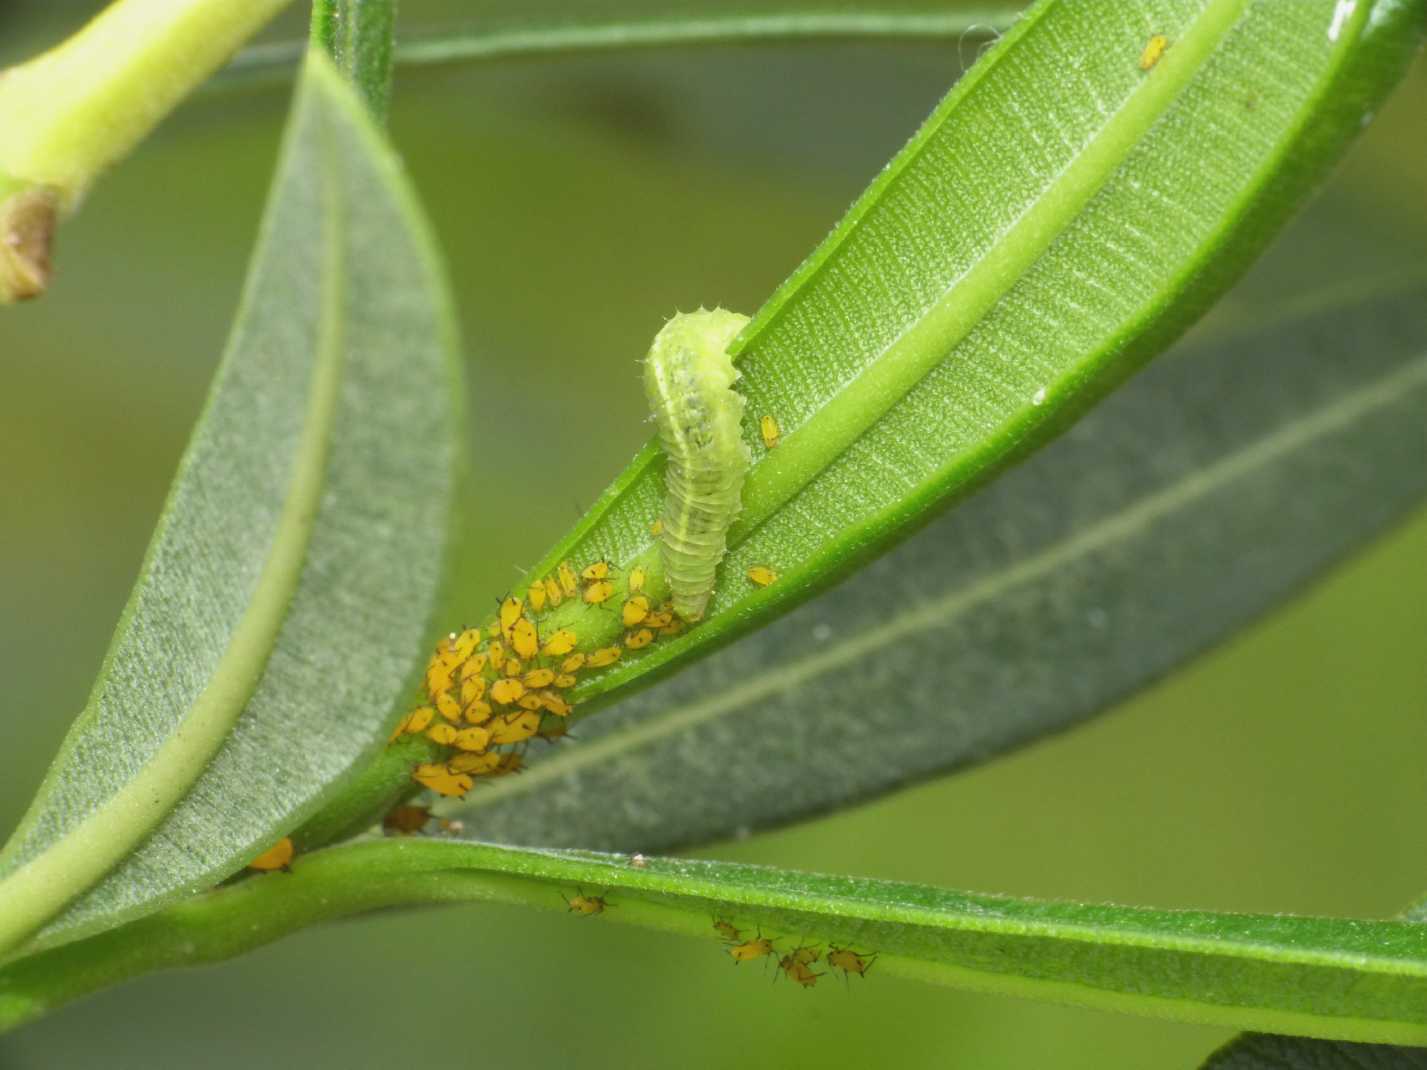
[0,117,349,959]
[459,351,1427,816]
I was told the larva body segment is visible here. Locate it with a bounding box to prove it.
[643,308,752,621]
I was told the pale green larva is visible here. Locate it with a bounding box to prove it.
[643,308,752,621]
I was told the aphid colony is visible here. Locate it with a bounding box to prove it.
[713,918,878,989]
[390,560,694,799]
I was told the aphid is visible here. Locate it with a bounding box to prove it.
[586,646,622,668]
[382,805,431,835]
[622,594,651,627]
[450,627,482,660]
[458,653,488,680]
[557,561,579,597]
[581,560,612,582]
[388,705,435,743]
[540,628,578,657]
[728,936,776,964]
[498,596,524,644]
[517,693,546,712]
[448,750,503,776]
[644,610,674,629]
[247,837,294,872]
[510,616,540,660]
[791,945,821,965]
[625,628,654,650]
[489,709,542,744]
[746,565,778,587]
[491,752,525,776]
[463,700,492,724]
[777,954,821,988]
[713,919,741,943]
[542,576,564,607]
[759,413,781,450]
[644,308,752,622]
[503,657,524,677]
[425,659,456,700]
[537,691,572,717]
[488,639,507,671]
[650,518,664,537]
[658,619,685,638]
[426,722,459,746]
[561,652,587,673]
[522,667,556,689]
[412,763,473,798]
[583,579,615,607]
[564,890,610,916]
[434,691,463,723]
[553,673,578,689]
[527,582,547,612]
[452,725,493,752]
[490,677,526,706]
[826,946,878,979]
[628,566,647,594]
[1139,33,1168,70]
[460,675,487,706]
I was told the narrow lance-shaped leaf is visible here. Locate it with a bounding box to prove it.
[0,52,462,956]
[450,281,1427,850]
[477,0,1421,716]
[1,841,1423,1044]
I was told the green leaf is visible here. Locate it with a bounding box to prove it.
[2,841,1424,1042]
[1200,899,1427,1068]
[488,0,1422,716]
[0,51,461,957]
[447,279,1427,849]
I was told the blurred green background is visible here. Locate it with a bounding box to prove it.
[1,3,1424,1067]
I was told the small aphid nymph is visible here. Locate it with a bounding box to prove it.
[247,837,295,872]
[759,413,781,450]
[1139,33,1168,70]
[746,565,778,587]
[564,890,610,916]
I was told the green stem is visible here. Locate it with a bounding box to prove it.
[310,0,398,121]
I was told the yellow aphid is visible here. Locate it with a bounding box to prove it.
[778,954,821,988]
[561,652,587,673]
[490,677,526,706]
[625,628,654,650]
[554,673,577,689]
[511,616,539,660]
[488,640,506,670]
[450,627,481,661]
[791,945,821,966]
[425,660,455,700]
[564,892,609,916]
[1139,33,1168,70]
[644,610,674,629]
[448,750,502,776]
[453,725,493,752]
[463,700,493,724]
[388,705,435,743]
[587,646,622,668]
[827,947,877,978]
[713,919,741,942]
[759,413,781,449]
[247,837,294,872]
[650,518,664,537]
[527,583,547,612]
[622,594,651,627]
[458,653,488,680]
[492,752,525,776]
[658,619,684,638]
[543,576,564,607]
[382,805,430,835]
[538,720,570,742]
[523,667,556,689]
[541,628,578,657]
[435,691,463,723]
[581,560,612,581]
[503,657,524,678]
[426,722,459,746]
[538,691,572,717]
[747,565,778,587]
[498,596,524,643]
[489,709,542,744]
[728,937,776,964]
[517,693,546,711]
[460,675,487,705]
[583,580,615,606]
[558,561,579,596]
[413,763,473,797]
[628,566,647,594]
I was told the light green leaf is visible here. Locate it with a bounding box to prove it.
[475,0,1423,717]
[0,51,461,957]
[2,841,1423,1043]
[449,279,1427,849]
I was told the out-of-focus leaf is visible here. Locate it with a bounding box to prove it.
[2,841,1424,1043]
[451,282,1427,850]
[0,52,461,956]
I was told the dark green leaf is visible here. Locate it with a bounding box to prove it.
[0,52,461,957]
[451,281,1427,850]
